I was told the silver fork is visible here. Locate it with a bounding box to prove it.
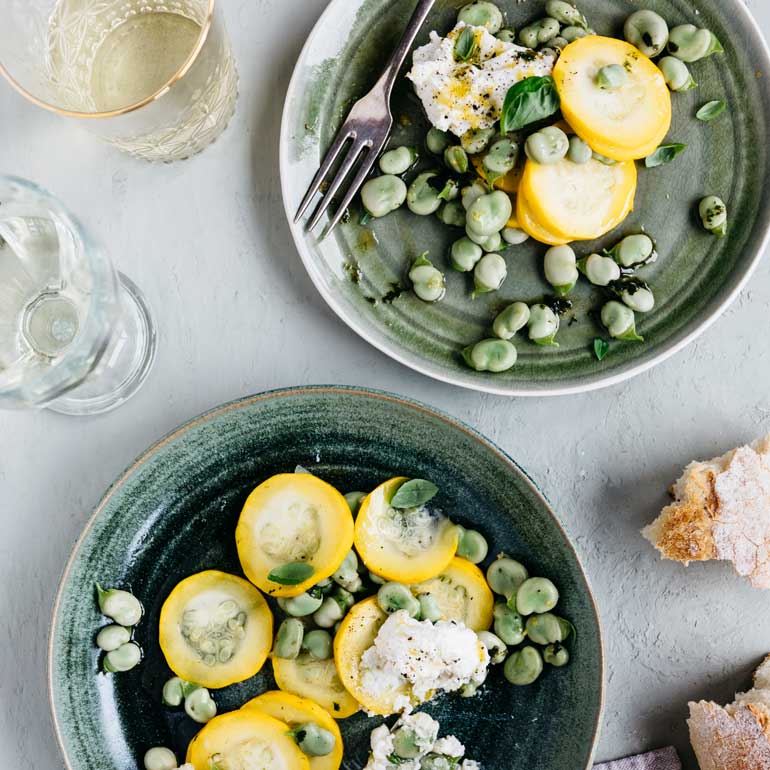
[294,0,437,237]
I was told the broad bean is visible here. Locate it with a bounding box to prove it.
[658,56,697,92]
[496,29,517,44]
[291,722,337,757]
[332,550,363,593]
[461,126,496,155]
[608,233,656,269]
[407,173,443,216]
[487,556,529,598]
[377,582,421,617]
[302,629,333,660]
[456,528,489,563]
[525,126,569,165]
[483,139,518,180]
[426,128,451,155]
[624,10,669,57]
[601,301,643,342]
[528,304,560,346]
[361,175,407,218]
[462,339,518,373]
[493,302,530,340]
[504,646,543,685]
[144,747,178,770]
[437,200,467,227]
[477,630,508,665]
[561,25,589,42]
[96,583,143,627]
[457,1,504,34]
[525,612,571,644]
[567,135,592,164]
[545,0,588,29]
[418,594,443,622]
[379,146,418,175]
[473,253,508,296]
[615,278,655,313]
[96,624,131,652]
[462,180,487,210]
[699,195,727,237]
[450,237,483,272]
[544,245,578,295]
[409,253,446,302]
[596,64,627,90]
[493,602,526,646]
[516,577,559,615]
[275,618,304,659]
[344,491,366,514]
[502,227,529,245]
[668,24,723,63]
[543,642,570,667]
[444,145,469,174]
[467,191,512,236]
[103,642,141,673]
[282,590,324,617]
[578,253,620,286]
[519,18,560,48]
[185,687,217,724]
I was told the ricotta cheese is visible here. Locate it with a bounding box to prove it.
[359,611,489,708]
[407,22,555,137]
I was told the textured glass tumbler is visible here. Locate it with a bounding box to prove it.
[0,0,238,162]
[0,177,157,415]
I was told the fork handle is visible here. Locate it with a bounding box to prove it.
[374,0,437,100]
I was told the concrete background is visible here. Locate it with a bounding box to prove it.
[0,1,768,767]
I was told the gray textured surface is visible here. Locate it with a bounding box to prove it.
[0,1,768,768]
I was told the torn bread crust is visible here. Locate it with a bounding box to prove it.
[688,656,770,770]
[643,435,770,588]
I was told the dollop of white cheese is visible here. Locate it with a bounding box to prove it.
[359,611,489,707]
[408,22,555,137]
[364,711,481,770]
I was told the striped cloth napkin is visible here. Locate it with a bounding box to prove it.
[596,747,682,770]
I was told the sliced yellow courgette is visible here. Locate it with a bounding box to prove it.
[516,192,572,246]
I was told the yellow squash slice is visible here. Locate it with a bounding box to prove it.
[159,570,273,689]
[516,192,572,246]
[519,154,637,242]
[236,473,354,598]
[354,477,459,584]
[186,709,309,770]
[334,597,406,716]
[411,557,494,632]
[471,155,523,194]
[554,36,672,161]
[272,653,360,719]
[242,691,343,770]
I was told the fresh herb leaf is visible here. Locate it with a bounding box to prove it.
[594,338,610,361]
[268,561,315,585]
[360,210,372,226]
[696,100,727,122]
[500,76,561,134]
[644,143,687,168]
[454,27,477,62]
[390,478,438,509]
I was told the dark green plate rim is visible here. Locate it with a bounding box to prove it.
[47,385,605,768]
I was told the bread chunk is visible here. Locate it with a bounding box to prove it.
[688,656,770,770]
[643,435,770,588]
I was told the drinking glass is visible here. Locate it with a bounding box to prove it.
[0,176,157,414]
[0,0,238,162]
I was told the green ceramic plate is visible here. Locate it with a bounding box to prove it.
[49,387,602,770]
[281,0,770,396]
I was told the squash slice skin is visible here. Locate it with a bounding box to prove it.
[186,709,309,770]
[159,570,272,689]
[554,36,672,161]
[354,477,459,584]
[517,192,572,246]
[520,155,637,242]
[272,653,360,719]
[236,473,354,598]
[242,691,343,770]
[411,557,494,632]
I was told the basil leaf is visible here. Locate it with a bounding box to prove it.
[644,143,687,168]
[500,76,560,134]
[454,27,477,62]
[390,479,438,509]
[593,338,610,361]
[268,561,315,585]
[696,100,727,122]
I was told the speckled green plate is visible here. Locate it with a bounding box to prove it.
[49,387,602,770]
[280,0,770,396]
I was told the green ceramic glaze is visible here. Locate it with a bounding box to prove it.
[280,0,770,395]
[49,387,603,770]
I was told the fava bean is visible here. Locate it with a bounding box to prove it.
[418,593,443,622]
[407,173,443,216]
[467,191,512,236]
[504,646,543,685]
[392,723,435,758]
[460,667,488,697]
[496,29,517,44]
[185,686,217,724]
[550,36,569,51]
[519,18,560,48]
[421,754,456,770]
[144,747,178,770]
[462,180,488,210]
[302,629,333,660]
[601,301,643,342]
[473,253,508,296]
[291,722,337,757]
[543,642,570,667]
[525,126,569,165]
[96,624,131,652]
[410,253,447,303]
[369,571,386,585]
[162,676,186,707]
[451,237,483,272]
[275,618,304,659]
[502,227,529,245]
[493,302,530,340]
[103,641,141,673]
[525,612,571,644]
[658,56,697,92]
[516,577,559,615]
[477,630,508,665]
[579,253,620,286]
[494,602,526,646]
[282,590,324,617]
[668,24,723,63]
[458,1,504,34]
[462,339,518,373]
[437,200,467,227]
[608,233,656,269]
[616,278,655,313]
[487,556,529,598]
[624,10,669,57]
[314,588,354,628]
[461,126,496,155]
[544,245,578,296]
[483,139,518,179]
[546,0,588,28]
[528,304,560,347]
[596,64,627,90]
[457,528,489,563]
[96,583,143,627]
[567,135,592,164]
[699,195,727,237]
[332,551,363,593]
[478,231,505,253]
[427,128,451,155]
[361,175,407,218]
[344,491,366,514]
[561,25,589,42]
[377,582,421,617]
[445,145,469,174]
[379,146,418,175]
